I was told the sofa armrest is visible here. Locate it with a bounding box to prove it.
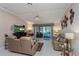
[32,42,38,50]
[31,42,38,55]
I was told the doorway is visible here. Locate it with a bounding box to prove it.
[34,25,53,40]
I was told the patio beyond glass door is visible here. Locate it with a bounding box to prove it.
[43,26,51,40]
[38,26,52,40]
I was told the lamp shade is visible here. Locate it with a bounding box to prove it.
[27,22,33,31]
[53,24,62,32]
[65,33,74,39]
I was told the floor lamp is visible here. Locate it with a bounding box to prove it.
[64,33,74,56]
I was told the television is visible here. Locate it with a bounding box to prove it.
[14,25,25,33]
[13,25,26,38]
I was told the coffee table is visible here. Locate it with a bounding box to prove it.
[37,42,44,51]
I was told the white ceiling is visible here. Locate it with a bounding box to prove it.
[0,3,71,23]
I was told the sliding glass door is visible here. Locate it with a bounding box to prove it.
[43,26,51,40]
[34,25,52,40]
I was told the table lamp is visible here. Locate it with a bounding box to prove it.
[65,33,74,40]
[53,24,62,37]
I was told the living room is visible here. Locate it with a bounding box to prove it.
[0,3,79,56]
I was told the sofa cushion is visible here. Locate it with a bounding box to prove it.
[20,37,34,46]
[8,35,16,39]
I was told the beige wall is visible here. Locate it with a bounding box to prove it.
[71,4,79,56]
[0,9,26,48]
[62,4,79,56]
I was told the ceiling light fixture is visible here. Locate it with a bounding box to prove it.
[35,16,39,20]
[27,3,32,5]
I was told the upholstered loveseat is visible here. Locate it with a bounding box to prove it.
[8,36,38,55]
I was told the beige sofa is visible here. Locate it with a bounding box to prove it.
[8,36,38,56]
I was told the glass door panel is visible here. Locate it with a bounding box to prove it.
[43,26,51,40]
[35,25,52,40]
